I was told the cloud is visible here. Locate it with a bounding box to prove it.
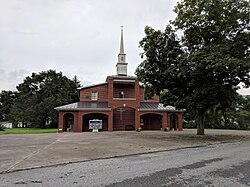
[0,69,29,91]
[0,0,249,95]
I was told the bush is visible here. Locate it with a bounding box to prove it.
[0,124,5,131]
[136,127,142,132]
[164,127,170,132]
[184,120,196,128]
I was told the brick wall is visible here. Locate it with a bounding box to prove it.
[79,84,108,102]
[140,87,145,101]
[150,95,160,102]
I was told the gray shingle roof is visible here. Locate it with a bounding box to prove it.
[139,102,177,111]
[55,102,110,111]
[55,102,179,112]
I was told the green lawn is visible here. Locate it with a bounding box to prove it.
[0,128,58,135]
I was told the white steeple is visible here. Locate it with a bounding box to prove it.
[116,26,127,76]
[119,26,124,54]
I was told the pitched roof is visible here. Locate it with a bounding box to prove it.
[139,102,178,111]
[55,102,180,112]
[55,102,110,111]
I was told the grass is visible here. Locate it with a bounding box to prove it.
[0,128,58,135]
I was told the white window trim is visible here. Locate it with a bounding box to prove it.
[91,92,98,101]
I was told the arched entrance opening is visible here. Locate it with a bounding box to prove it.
[63,113,74,132]
[82,113,108,132]
[140,114,162,130]
[113,107,135,131]
[170,114,178,130]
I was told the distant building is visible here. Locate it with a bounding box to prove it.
[0,121,13,128]
[55,28,183,132]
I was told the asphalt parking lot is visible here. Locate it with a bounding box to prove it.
[0,129,250,173]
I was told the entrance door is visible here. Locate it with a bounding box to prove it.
[113,108,135,131]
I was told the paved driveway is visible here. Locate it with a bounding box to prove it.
[0,129,250,173]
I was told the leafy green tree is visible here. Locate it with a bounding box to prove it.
[136,0,250,135]
[236,95,250,130]
[204,95,250,130]
[10,70,80,128]
[0,90,17,121]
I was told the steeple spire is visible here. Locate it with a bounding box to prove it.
[120,26,124,54]
[116,26,127,76]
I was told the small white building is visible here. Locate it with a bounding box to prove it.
[0,121,13,128]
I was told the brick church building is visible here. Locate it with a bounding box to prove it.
[55,29,183,132]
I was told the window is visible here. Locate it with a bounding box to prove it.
[91,92,98,100]
[121,56,124,61]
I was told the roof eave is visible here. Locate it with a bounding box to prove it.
[138,109,182,112]
[55,108,111,111]
[77,82,108,90]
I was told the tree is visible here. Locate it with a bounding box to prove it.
[136,0,250,135]
[236,95,250,130]
[204,95,250,130]
[10,70,80,128]
[72,75,81,101]
[0,90,17,121]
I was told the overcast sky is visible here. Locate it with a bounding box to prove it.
[0,0,249,95]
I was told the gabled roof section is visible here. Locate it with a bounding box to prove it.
[139,102,180,112]
[55,102,110,111]
[78,82,108,90]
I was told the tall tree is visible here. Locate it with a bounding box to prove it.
[236,95,250,130]
[0,90,17,121]
[10,70,79,128]
[136,0,250,135]
[72,75,81,101]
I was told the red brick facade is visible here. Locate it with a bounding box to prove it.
[80,84,108,102]
[56,76,183,132]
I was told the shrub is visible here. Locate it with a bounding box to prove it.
[136,127,142,132]
[184,120,196,128]
[164,127,170,132]
[0,124,5,131]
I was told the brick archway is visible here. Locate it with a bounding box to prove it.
[58,112,77,132]
[113,107,135,131]
[140,113,163,130]
[82,113,109,132]
[170,114,178,130]
[63,113,74,132]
